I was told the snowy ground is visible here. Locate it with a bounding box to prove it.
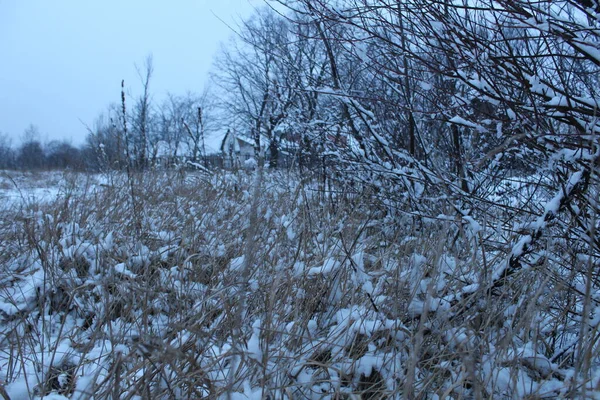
[0,171,62,204]
[0,170,597,399]
[0,171,105,207]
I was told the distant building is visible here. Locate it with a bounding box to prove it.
[219,128,310,169]
[220,130,257,169]
[152,140,190,168]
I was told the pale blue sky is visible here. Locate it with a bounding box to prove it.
[0,0,259,146]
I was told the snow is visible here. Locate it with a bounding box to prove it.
[0,169,597,399]
[572,40,600,65]
[307,257,339,276]
[243,157,257,169]
[0,186,61,205]
[220,381,264,400]
[462,215,482,234]
[230,255,245,271]
[247,319,262,362]
[114,262,137,278]
[449,116,487,133]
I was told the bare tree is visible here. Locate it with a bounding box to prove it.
[0,133,15,169]
[17,125,45,170]
[181,89,217,166]
[85,105,128,171]
[214,8,301,168]
[131,55,154,170]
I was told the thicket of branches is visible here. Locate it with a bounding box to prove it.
[84,56,219,172]
[0,126,85,171]
[211,0,600,395]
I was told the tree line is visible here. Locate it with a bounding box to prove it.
[0,125,86,171]
[75,55,221,172]
[3,0,599,185]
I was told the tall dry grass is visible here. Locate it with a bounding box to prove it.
[0,169,597,399]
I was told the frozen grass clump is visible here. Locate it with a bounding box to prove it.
[0,169,597,399]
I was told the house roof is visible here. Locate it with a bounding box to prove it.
[220,130,256,153]
[219,129,305,155]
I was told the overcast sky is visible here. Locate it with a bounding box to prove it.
[0,0,259,148]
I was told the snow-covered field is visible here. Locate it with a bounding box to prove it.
[0,171,106,207]
[0,170,597,399]
[0,171,64,205]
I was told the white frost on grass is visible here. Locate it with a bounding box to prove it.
[247,319,262,362]
[114,262,137,278]
[0,170,596,398]
[308,257,339,276]
[0,187,61,205]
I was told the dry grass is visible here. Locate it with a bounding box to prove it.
[0,169,598,399]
